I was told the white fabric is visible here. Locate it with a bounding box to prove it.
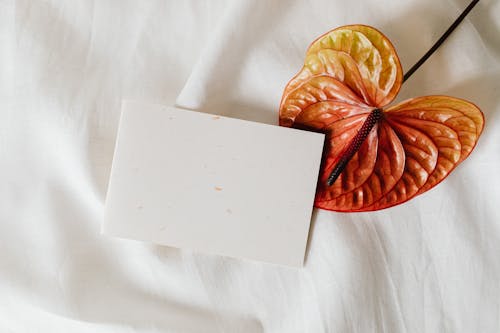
[3,0,500,332]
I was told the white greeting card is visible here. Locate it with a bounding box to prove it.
[103,101,324,267]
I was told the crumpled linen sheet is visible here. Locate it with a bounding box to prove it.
[2,0,500,332]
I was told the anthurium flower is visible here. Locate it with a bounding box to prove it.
[279,25,484,212]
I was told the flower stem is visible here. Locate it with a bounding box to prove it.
[403,0,480,83]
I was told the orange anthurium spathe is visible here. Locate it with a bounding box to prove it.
[279,25,484,212]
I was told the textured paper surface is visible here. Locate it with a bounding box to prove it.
[103,101,324,267]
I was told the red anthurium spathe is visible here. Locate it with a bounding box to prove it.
[279,25,484,212]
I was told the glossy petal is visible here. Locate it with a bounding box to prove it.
[313,96,483,211]
[279,25,484,212]
[280,75,369,127]
[279,25,402,122]
[316,121,406,211]
[381,95,484,201]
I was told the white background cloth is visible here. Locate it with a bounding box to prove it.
[2,0,500,332]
